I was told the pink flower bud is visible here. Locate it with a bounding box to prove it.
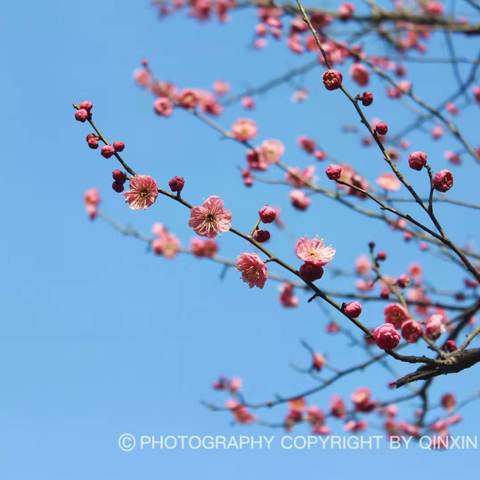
[344,301,362,318]
[101,145,115,158]
[79,100,93,111]
[86,133,99,149]
[75,108,89,122]
[298,136,316,154]
[425,314,445,339]
[289,190,311,210]
[325,164,342,180]
[444,339,457,352]
[168,176,185,193]
[373,323,401,350]
[401,319,423,343]
[259,205,277,223]
[113,141,125,152]
[408,151,428,171]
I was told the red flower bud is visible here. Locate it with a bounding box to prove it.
[325,164,342,180]
[432,169,453,192]
[322,69,343,91]
[259,206,277,223]
[168,176,185,193]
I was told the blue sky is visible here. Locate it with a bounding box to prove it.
[1,0,480,477]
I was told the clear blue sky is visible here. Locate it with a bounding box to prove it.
[1,0,480,477]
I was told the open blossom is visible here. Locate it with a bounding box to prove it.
[295,237,336,266]
[376,173,401,191]
[188,196,232,238]
[384,303,410,328]
[153,97,173,117]
[355,255,371,275]
[190,237,218,258]
[151,223,180,259]
[231,118,257,141]
[124,175,158,210]
[133,67,152,87]
[84,188,101,220]
[236,253,268,288]
[258,139,285,165]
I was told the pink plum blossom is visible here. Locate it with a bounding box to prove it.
[236,252,268,288]
[295,237,336,266]
[124,175,159,210]
[189,196,232,238]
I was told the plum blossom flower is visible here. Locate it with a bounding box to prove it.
[124,175,158,210]
[295,237,336,266]
[190,237,218,258]
[236,252,268,288]
[289,189,311,210]
[352,387,376,412]
[279,283,299,307]
[425,313,446,339]
[84,188,101,220]
[401,319,423,343]
[258,139,285,165]
[350,63,369,86]
[286,165,316,188]
[355,255,371,275]
[376,173,401,191]
[231,118,257,141]
[213,80,230,96]
[153,97,173,117]
[151,223,180,259]
[133,68,152,87]
[188,196,232,238]
[384,303,410,328]
[373,323,401,350]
